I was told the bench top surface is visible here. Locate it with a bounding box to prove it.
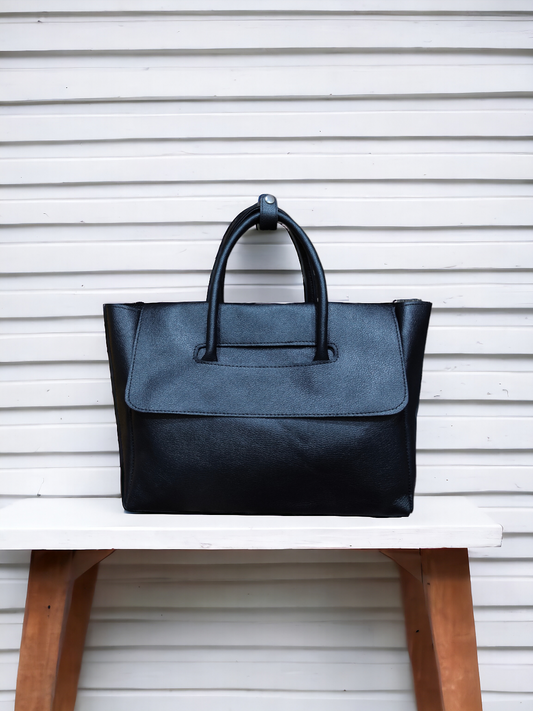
[0,497,502,550]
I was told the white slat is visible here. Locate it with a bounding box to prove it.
[2,197,531,226]
[488,509,533,533]
[2,242,532,272]
[2,109,532,141]
[3,154,531,184]
[417,467,533,494]
[1,65,530,103]
[2,223,530,244]
[6,136,529,159]
[2,18,531,52]
[16,691,533,711]
[0,469,119,497]
[2,1,533,11]
[0,689,418,711]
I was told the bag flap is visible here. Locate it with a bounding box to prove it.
[125,302,408,418]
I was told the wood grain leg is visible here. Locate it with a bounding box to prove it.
[51,564,100,711]
[398,560,445,711]
[383,549,444,711]
[15,551,76,711]
[16,550,113,711]
[421,548,483,711]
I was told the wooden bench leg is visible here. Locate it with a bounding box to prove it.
[16,550,113,711]
[383,548,483,711]
[382,549,444,710]
[51,564,100,711]
[421,548,483,711]
[398,560,444,711]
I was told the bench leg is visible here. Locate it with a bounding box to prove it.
[385,548,483,711]
[51,564,100,711]
[398,561,444,711]
[15,550,112,711]
[421,548,483,711]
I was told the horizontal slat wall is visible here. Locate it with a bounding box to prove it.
[0,4,532,711]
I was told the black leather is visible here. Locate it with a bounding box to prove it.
[207,199,317,305]
[258,193,278,230]
[126,303,407,417]
[203,208,328,362]
[104,199,431,517]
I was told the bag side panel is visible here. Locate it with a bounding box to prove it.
[103,303,142,507]
[394,300,432,502]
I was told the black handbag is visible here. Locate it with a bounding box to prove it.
[104,195,431,517]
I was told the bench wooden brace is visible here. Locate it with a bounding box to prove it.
[15,550,113,711]
[15,547,482,711]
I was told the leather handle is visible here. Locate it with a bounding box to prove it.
[202,206,329,363]
[206,198,317,304]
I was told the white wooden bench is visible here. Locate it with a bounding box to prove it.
[0,496,502,711]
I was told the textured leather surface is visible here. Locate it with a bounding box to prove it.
[126,302,408,417]
[104,200,432,517]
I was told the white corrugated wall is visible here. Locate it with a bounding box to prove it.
[0,2,532,709]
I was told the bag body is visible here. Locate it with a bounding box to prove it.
[104,198,431,517]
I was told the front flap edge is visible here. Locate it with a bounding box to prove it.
[124,302,409,418]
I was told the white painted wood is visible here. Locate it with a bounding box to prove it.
[0,469,119,496]
[2,223,530,245]
[1,65,530,103]
[0,497,502,550]
[39,692,533,711]
[2,108,532,141]
[7,135,530,159]
[2,18,532,52]
[487,508,533,533]
[3,1,533,11]
[2,95,529,110]
[2,196,531,226]
[2,241,531,271]
[0,691,521,711]
[417,467,533,494]
[5,154,532,183]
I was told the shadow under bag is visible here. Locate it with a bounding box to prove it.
[104,197,431,516]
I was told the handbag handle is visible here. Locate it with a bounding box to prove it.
[202,205,329,362]
[206,199,318,305]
